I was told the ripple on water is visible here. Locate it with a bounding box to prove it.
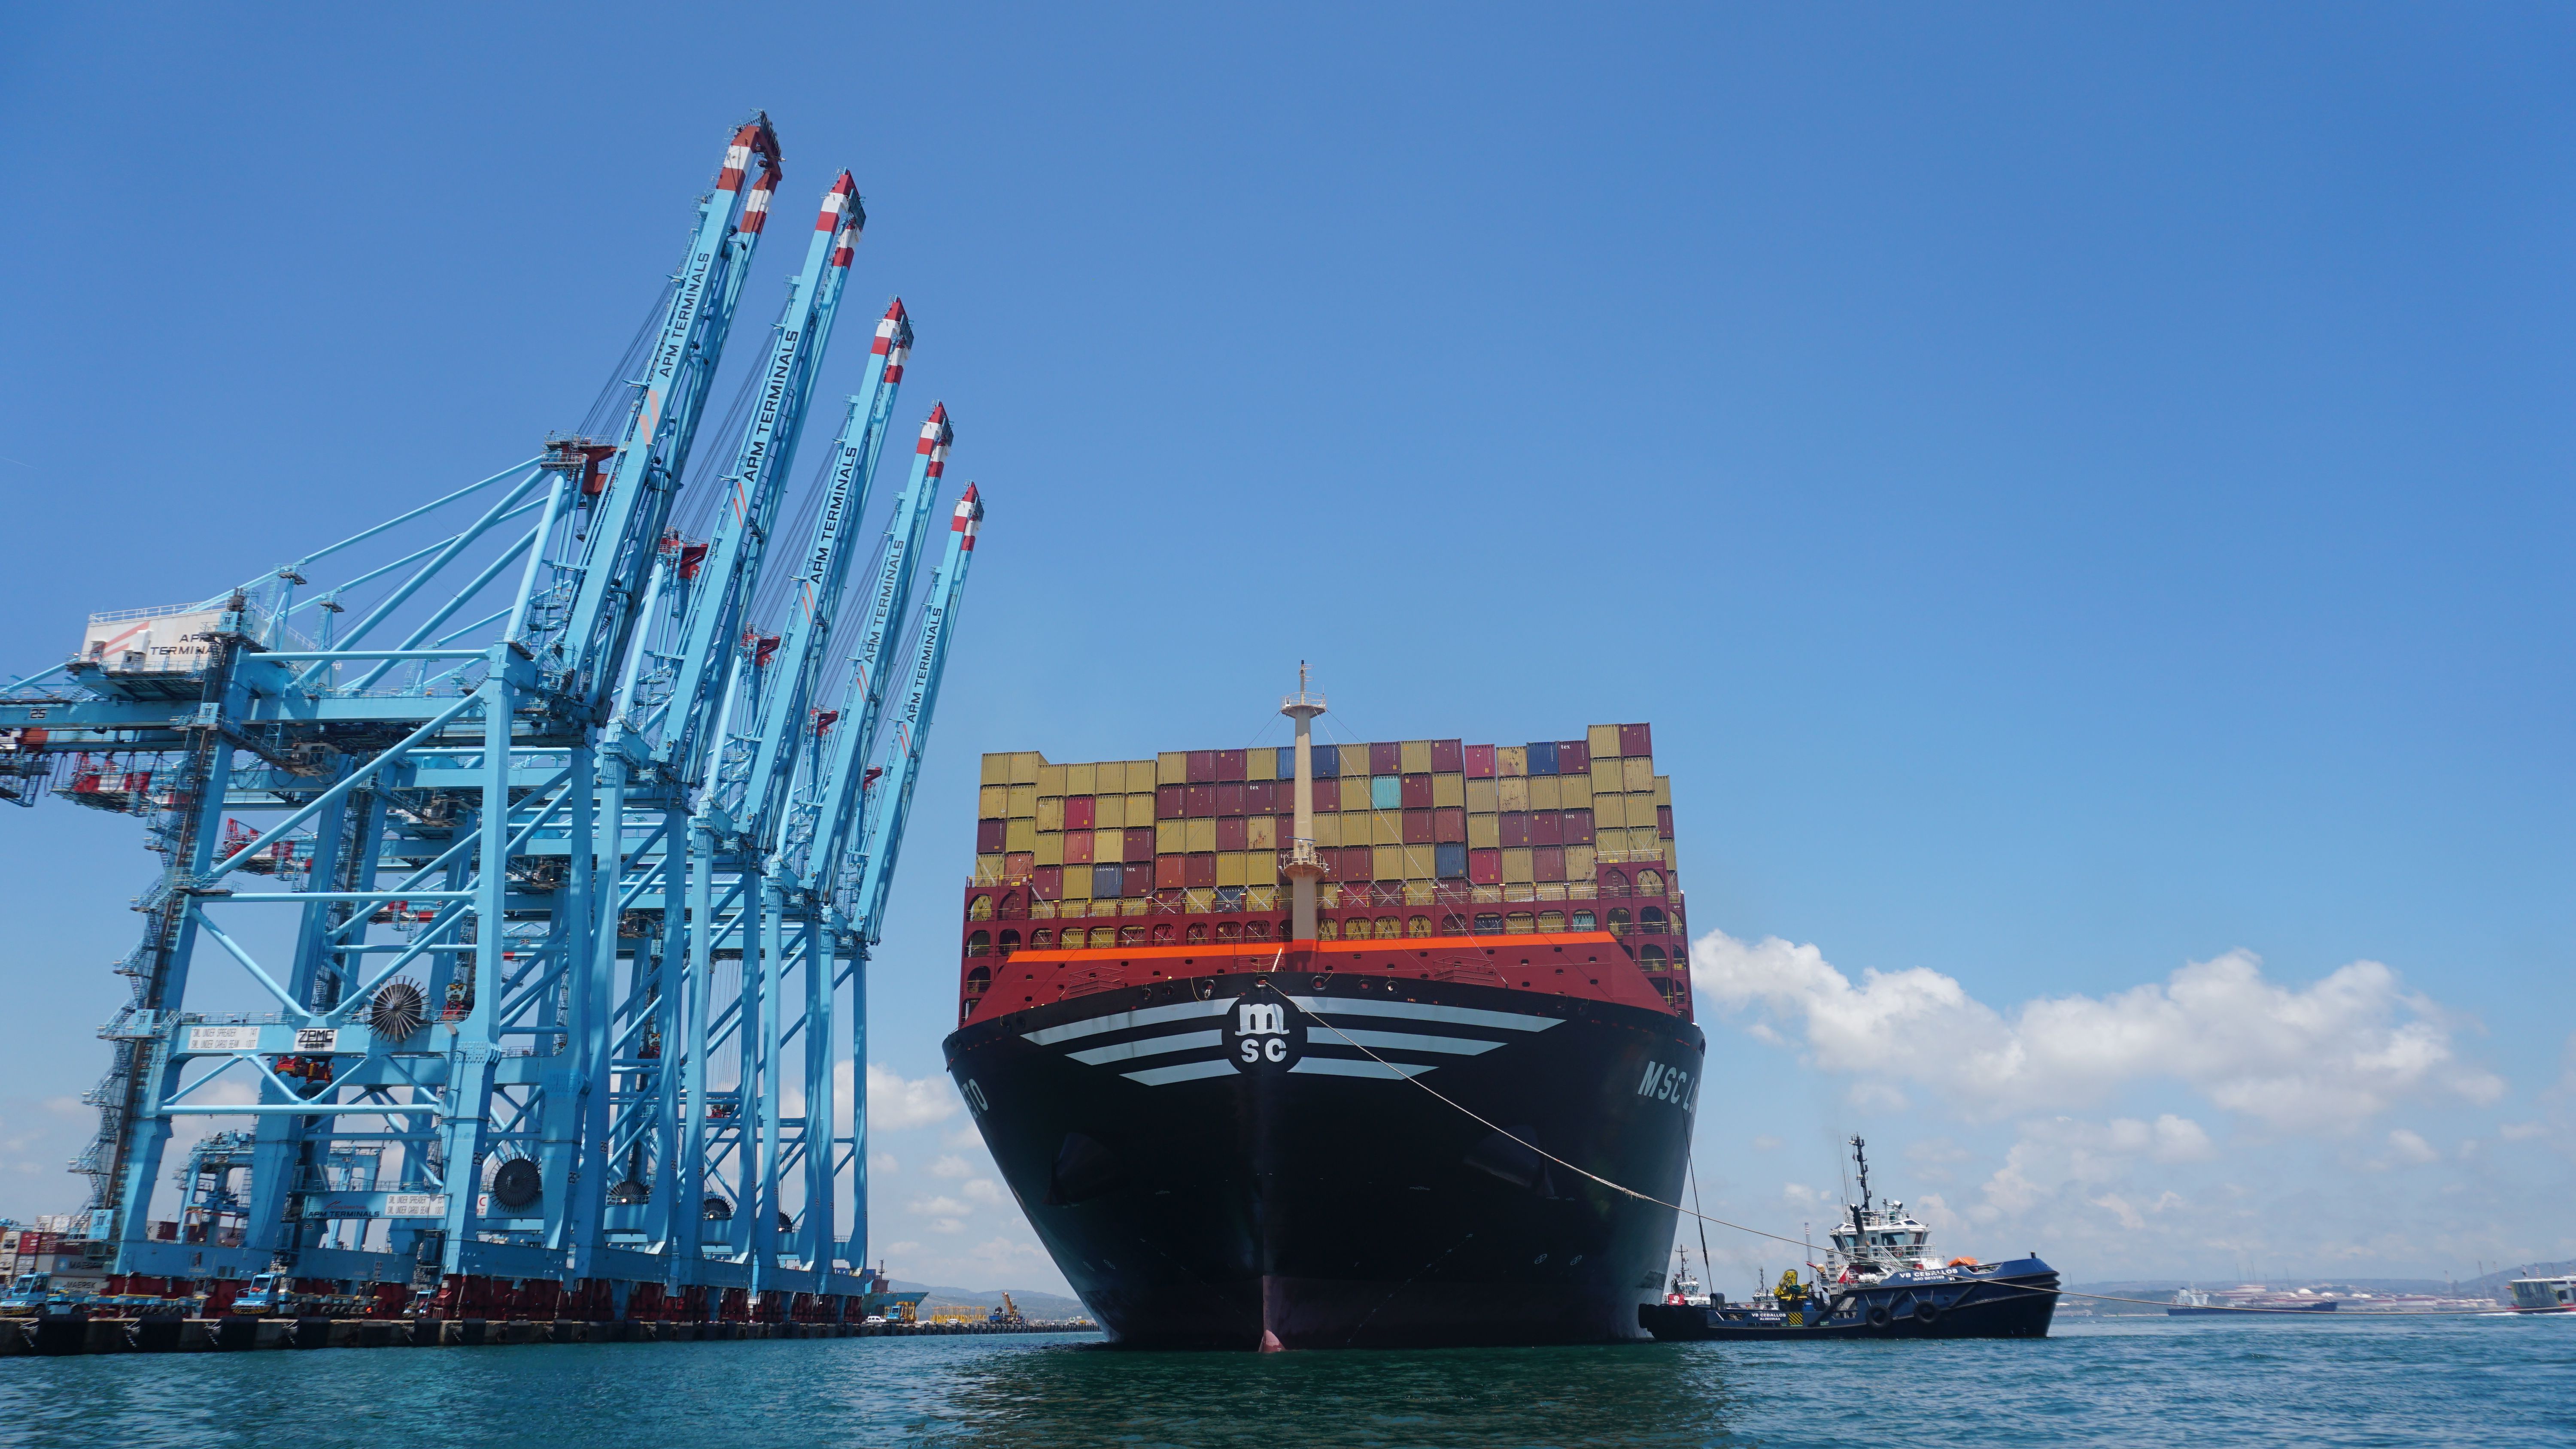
[0,1317,2568,1449]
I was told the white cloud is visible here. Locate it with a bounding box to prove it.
[2383,1128,2439,1166]
[963,1177,1009,1206]
[2500,1122,2546,1141]
[906,1195,971,1217]
[871,1152,900,1176]
[882,1239,921,1258]
[1691,930,2500,1131]
[1751,1135,1783,1152]
[868,1064,960,1131]
[931,1218,966,1234]
[929,1155,972,1179]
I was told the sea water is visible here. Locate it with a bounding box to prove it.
[2,1315,2567,1447]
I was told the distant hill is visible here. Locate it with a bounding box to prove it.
[2067,1277,2523,1316]
[886,1280,1089,1321]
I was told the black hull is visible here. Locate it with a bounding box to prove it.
[1639,1264,2060,1341]
[945,971,1705,1350]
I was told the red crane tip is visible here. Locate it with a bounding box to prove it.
[832,170,856,194]
[961,482,980,502]
[885,298,907,319]
[927,402,947,423]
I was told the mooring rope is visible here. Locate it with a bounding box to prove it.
[1265,980,2523,1320]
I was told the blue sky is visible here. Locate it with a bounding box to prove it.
[1,3,2569,1293]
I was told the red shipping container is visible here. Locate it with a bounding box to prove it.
[1215,749,1246,782]
[1185,784,1217,816]
[975,819,1004,852]
[1215,815,1248,851]
[1402,809,1434,844]
[1032,866,1063,900]
[1064,832,1094,864]
[1658,805,1674,839]
[1213,782,1244,815]
[1187,750,1218,783]
[1500,811,1530,848]
[1155,855,1185,889]
[1563,809,1594,846]
[1559,740,1589,774]
[1431,739,1464,772]
[1276,813,1297,844]
[1369,742,1400,775]
[1064,796,1095,830]
[1122,861,1154,897]
[1339,847,1373,882]
[1531,811,1563,847]
[1123,827,1154,861]
[1464,743,1497,778]
[1533,846,1566,882]
[1243,779,1276,813]
[1619,723,1653,757]
[1400,774,1433,808]
[1434,806,1467,843]
[1468,848,1502,885]
[1005,851,1035,877]
[1157,785,1185,819]
[1185,854,1218,888]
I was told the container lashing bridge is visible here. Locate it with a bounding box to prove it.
[0,114,986,1326]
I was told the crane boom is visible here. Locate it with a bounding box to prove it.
[558,117,781,715]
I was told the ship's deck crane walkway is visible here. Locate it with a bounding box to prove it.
[0,115,988,1324]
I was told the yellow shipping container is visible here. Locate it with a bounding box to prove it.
[1433,773,1465,808]
[1631,791,1659,828]
[1341,809,1371,842]
[1497,777,1530,811]
[978,785,1008,817]
[1501,848,1535,883]
[1245,850,1277,886]
[1037,764,1068,796]
[1529,776,1561,811]
[1092,828,1120,861]
[1247,749,1276,782]
[1313,814,1342,847]
[1008,785,1037,817]
[981,754,1011,786]
[1156,820,1186,853]
[1034,831,1064,867]
[1005,819,1036,853]
[1400,740,1432,773]
[1497,746,1527,777]
[1406,844,1437,879]
[1662,840,1678,870]
[1559,775,1591,809]
[1633,826,1664,854]
[1467,814,1500,849]
[1587,724,1621,760]
[1622,758,1653,792]
[1373,845,1406,881]
[1338,743,1370,776]
[1095,761,1124,794]
[1066,762,1097,796]
[1591,762,1621,797]
[1185,818,1218,853]
[975,852,1005,882]
[1595,794,1628,830]
[1128,792,1154,825]
[1036,797,1064,831]
[1159,752,1188,785]
[1247,816,1278,850]
[1061,866,1092,900]
[1216,852,1248,887]
[1465,778,1498,814]
[1370,813,1401,846]
[1566,844,1596,881]
[1009,752,1042,784]
[1653,776,1671,806]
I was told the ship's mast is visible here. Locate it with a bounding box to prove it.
[1279,662,1328,946]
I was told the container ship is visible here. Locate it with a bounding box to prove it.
[942,680,1704,1349]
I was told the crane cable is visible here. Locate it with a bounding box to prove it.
[1261,980,2522,1320]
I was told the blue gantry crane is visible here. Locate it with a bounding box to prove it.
[0,115,986,1325]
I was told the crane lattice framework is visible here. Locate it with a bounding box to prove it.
[0,115,986,1322]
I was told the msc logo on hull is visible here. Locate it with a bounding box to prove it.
[1637,1059,1694,1112]
[1227,997,1305,1073]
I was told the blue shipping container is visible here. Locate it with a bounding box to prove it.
[1526,741,1559,775]
[1370,775,1403,809]
[1435,842,1469,879]
[1092,864,1124,897]
[1279,745,1340,779]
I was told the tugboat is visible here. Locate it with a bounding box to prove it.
[1639,1136,2059,1341]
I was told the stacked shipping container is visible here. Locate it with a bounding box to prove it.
[960,724,1689,1012]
